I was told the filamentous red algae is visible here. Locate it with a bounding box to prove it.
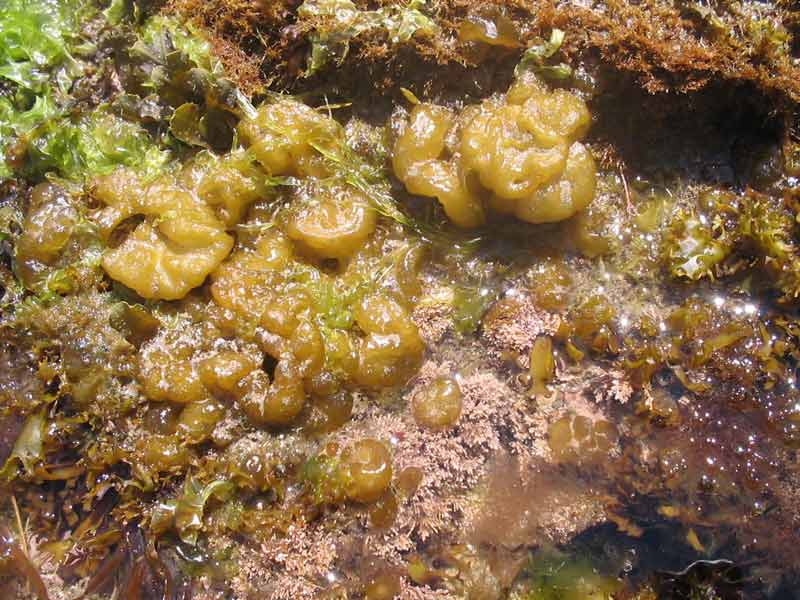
[177,352,638,599]
[166,0,800,103]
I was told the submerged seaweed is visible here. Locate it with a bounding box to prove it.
[1,1,800,599]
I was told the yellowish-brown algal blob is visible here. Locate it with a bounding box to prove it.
[392,73,596,227]
[286,186,377,261]
[210,231,297,326]
[182,151,270,227]
[556,294,619,357]
[209,233,424,429]
[139,340,207,405]
[368,490,399,529]
[529,336,555,395]
[364,573,402,600]
[236,98,342,178]
[138,435,193,472]
[236,360,306,427]
[177,398,226,443]
[396,466,424,497]
[458,12,522,48]
[343,439,393,503]
[209,232,346,414]
[117,95,430,439]
[637,388,681,427]
[15,183,78,288]
[392,103,485,228]
[301,390,354,435]
[413,376,463,429]
[354,294,425,388]
[548,413,618,463]
[143,403,182,435]
[229,449,274,492]
[198,350,257,398]
[384,243,426,304]
[289,318,326,384]
[92,169,235,300]
[529,257,573,311]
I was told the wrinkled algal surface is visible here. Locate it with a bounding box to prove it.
[2,1,800,599]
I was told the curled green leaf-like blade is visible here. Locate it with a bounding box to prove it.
[665,211,732,280]
[173,477,234,545]
[0,411,45,480]
[170,102,207,147]
[515,29,572,80]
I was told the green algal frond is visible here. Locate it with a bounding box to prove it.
[151,476,235,545]
[739,192,800,300]
[25,110,170,181]
[511,548,621,600]
[0,0,87,94]
[0,0,94,177]
[515,29,572,81]
[0,411,46,480]
[137,15,219,75]
[664,210,732,280]
[452,284,498,335]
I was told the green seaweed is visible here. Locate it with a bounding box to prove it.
[300,452,348,504]
[136,15,218,74]
[0,0,92,177]
[25,110,170,181]
[151,476,235,545]
[452,285,498,335]
[512,549,622,600]
[662,189,800,300]
[738,192,800,300]
[0,411,45,480]
[515,29,572,81]
[664,210,732,280]
[0,0,86,94]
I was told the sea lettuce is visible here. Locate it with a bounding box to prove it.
[0,0,86,94]
[0,0,90,178]
[0,3,222,181]
[137,15,219,75]
[25,110,170,181]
